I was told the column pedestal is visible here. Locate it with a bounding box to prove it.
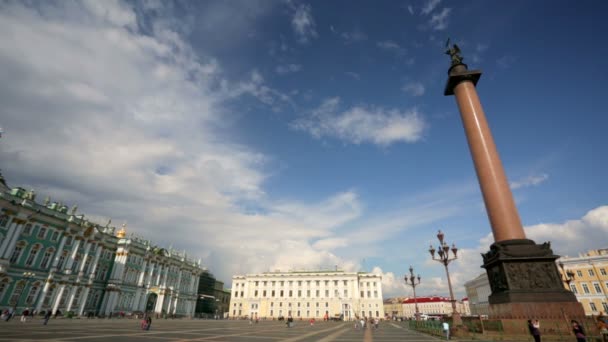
[482,239,584,319]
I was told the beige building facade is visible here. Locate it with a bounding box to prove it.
[229,270,384,320]
[558,248,608,316]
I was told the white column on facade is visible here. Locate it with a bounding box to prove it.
[154,291,165,314]
[161,265,169,287]
[132,259,148,311]
[2,221,25,259]
[155,264,163,286]
[78,241,92,275]
[52,285,66,315]
[78,287,91,316]
[87,245,103,281]
[65,286,78,312]
[146,261,156,287]
[51,235,68,269]
[64,237,82,272]
[0,220,19,257]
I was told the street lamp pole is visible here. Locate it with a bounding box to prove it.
[429,230,461,325]
[404,266,421,320]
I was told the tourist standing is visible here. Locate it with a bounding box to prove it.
[571,320,586,342]
[442,321,450,340]
[528,319,541,342]
[21,308,29,322]
[43,311,52,325]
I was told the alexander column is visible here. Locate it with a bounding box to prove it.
[443,42,584,319]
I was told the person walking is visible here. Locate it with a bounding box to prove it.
[43,311,52,325]
[572,320,586,342]
[21,308,29,323]
[442,321,450,340]
[528,319,541,342]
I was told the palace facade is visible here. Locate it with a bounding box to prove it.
[229,270,384,320]
[0,174,204,317]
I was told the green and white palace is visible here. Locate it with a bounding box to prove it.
[0,173,204,317]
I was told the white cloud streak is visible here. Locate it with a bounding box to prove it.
[291,3,317,44]
[510,173,549,190]
[402,81,425,96]
[421,0,441,15]
[429,8,451,30]
[275,63,302,75]
[290,97,427,146]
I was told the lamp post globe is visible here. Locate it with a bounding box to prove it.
[429,230,461,326]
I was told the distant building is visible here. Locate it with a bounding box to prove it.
[401,296,470,318]
[383,297,408,318]
[195,271,231,318]
[464,273,491,316]
[229,269,384,320]
[558,248,608,316]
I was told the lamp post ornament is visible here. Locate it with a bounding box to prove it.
[429,230,461,325]
[404,266,421,320]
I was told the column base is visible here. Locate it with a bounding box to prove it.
[482,239,584,319]
[489,301,585,319]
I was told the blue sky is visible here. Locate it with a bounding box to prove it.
[0,0,607,298]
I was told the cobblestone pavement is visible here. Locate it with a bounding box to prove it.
[0,319,463,342]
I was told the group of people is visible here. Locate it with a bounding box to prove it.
[354,317,379,330]
[528,318,607,342]
[1,308,53,325]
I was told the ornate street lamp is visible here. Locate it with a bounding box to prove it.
[559,262,576,288]
[404,265,421,320]
[429,230,461,325]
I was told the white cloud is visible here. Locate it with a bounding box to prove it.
[510,173,549,189]
[291,97,427,146]
[429,8,451,30]
[402,81,425,96]
[275,63,302,75]
[345,71,361,80]
[421,0,441,15]
[340,30,368,44]
[0,0,349,286]
[291,3,317,44]
[377,40,406,55]
[407,5,414,15]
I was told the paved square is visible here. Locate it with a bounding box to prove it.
[0,318,456,342]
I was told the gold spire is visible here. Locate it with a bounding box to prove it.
[116,223,127,238]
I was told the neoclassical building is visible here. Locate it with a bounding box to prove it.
[558,248,608,316]
[0,174,204,317]
[230,270,384,320]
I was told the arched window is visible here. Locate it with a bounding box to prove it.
[57,250,68,269]
[40,248,55,269]
[0,215,9,228]
[26,281,41,305]
[0,278,10,302]
[9,281,26,306]
[43,285,56,307]
[23,223,33,235]
[25,244,41,267]
[10,241,26,264]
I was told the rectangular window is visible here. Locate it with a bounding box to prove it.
[594,283,602,293]
[298,281,302,286]
[344,290,348,297]
[254,290,258,297]
[361,291,364,298]
[240,291,243,297]
[280,290,284,297]
[307,290,310,297]
[255,281,258,286]
[289,290,293,297]
[590,302,597,311]
[9,283,24,305]
[603,302,608,312]
[325,290,329,297]
[37,227,47,239]
[315,290,319,297]
[272,290,275,297]
[334,289,338,297]
[577,270,583,277]
[51,231,59,241]
[25,285,39,305]
[601,268,607,276]
[263,290,266,297]
[66,236,73,246]
[367,291,371,297]
[297,290,301,297]
[589,270,595,277]
[270,310,273,316]
[23,224,33,235]
[374,290,378,298]
[582,283,590,294]
[316,281,320,286]
[334,280,338,286]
